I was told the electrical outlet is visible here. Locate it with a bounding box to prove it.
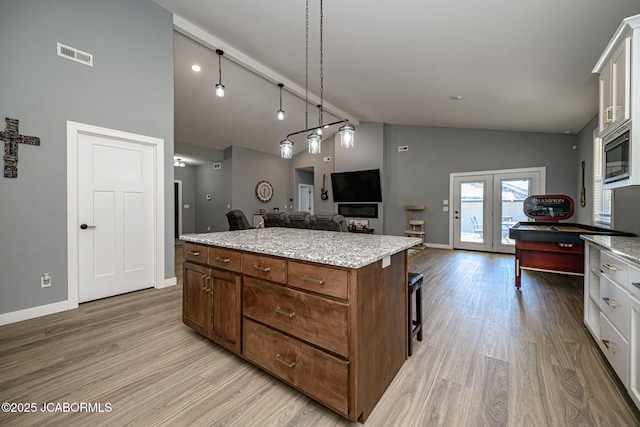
[398,145,409,152]
[41,273,51,288]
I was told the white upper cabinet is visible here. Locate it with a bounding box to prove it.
[598,37,631,135]
[593,14,640,188]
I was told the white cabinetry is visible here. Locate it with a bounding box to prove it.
[593,14,640,189]
[597,37,631,136]
[584,241,640,410]
[629,266,640,408]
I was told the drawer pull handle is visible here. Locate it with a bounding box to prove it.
[275,354,296,369]
[252,265,271,272]
[201,275,211,292]
[215,256,231,263]
[632,282,640,290]
[275,307,296,319]
[302,275,326,285]
[188,250,201,256]
[602,263,619,271]
[602,339,617,353]
[602,297,618,308]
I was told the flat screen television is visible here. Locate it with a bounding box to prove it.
[330,169,382,203]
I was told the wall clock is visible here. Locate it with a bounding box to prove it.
[255,180,273,202]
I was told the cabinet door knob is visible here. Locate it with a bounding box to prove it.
[601,339,617,353]
[201,275,211,292]
[302,275,326,285]
[275,307,296,319]
[275,354,296,369]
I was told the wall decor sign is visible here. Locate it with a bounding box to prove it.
[1,117,40,178]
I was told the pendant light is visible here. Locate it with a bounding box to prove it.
[279,0,355,158]
[277,83,285,120]
[280,138,294,159]
[339,122,355,148]
[215,49,225,97]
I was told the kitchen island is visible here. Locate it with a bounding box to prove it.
[180,228,420,423]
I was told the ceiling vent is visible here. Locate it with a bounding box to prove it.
[57,43,93,67]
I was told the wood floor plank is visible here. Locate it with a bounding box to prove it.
[1,248,639,426]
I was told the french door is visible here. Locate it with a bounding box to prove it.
[452,168,544,254]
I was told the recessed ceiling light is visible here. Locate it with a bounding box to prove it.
[449,95,462,100]
[191,64,201,72]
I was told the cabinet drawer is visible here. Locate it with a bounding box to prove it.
[288,261,349,299]
[601,252,628,285]
[599,275,631,338]
[627,263,640,303]
[243,318,349,416]
[243,277,349,357]
[599,312,629,388]
[183,242,209,264]
[208,247,242,273]
[242,253,287,284]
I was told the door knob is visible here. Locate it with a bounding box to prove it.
[80,224,96,230]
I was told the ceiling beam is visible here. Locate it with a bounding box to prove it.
[173,14,360,126]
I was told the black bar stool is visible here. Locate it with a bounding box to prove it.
[408,272,424,356]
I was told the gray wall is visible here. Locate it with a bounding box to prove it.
[195,160,231,232]
[230,146,290,217]
[0,0,174,315]
[383,124,579,244]
[174,166,196,234]
[291,137,336,214]
[574,115,598,225]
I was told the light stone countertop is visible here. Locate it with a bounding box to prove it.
[581,235,640,267]
[180,228,421,269]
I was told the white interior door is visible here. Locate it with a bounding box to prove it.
[298,184,314,213]
[77,133,155,302]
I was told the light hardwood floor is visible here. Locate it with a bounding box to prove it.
[1,248,639,426]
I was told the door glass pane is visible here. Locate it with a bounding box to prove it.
[501,179,530,245]
[460,182,484,243]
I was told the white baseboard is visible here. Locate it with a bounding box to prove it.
[158,277,177,289]
[424,243,452,250]
[0,300,69,326]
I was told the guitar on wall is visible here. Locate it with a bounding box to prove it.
[321,174,329,200]
[580,160,586,208]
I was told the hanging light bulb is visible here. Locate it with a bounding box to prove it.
[280,138,294,159]
[215,49,225,97]
[307,132,322,154]
[277,83,285,120]
[339,122,355,148]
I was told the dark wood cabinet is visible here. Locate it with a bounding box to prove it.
[182,243,242,356]
[209,268,242,354]
[182,239,408,423]
[182,261,211,336]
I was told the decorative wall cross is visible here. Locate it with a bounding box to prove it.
[1,117,40,178]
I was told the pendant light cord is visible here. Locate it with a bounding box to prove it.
[319,0,323,126]
[305,0,309,130]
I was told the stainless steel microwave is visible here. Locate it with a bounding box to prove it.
[603,122,631,184]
